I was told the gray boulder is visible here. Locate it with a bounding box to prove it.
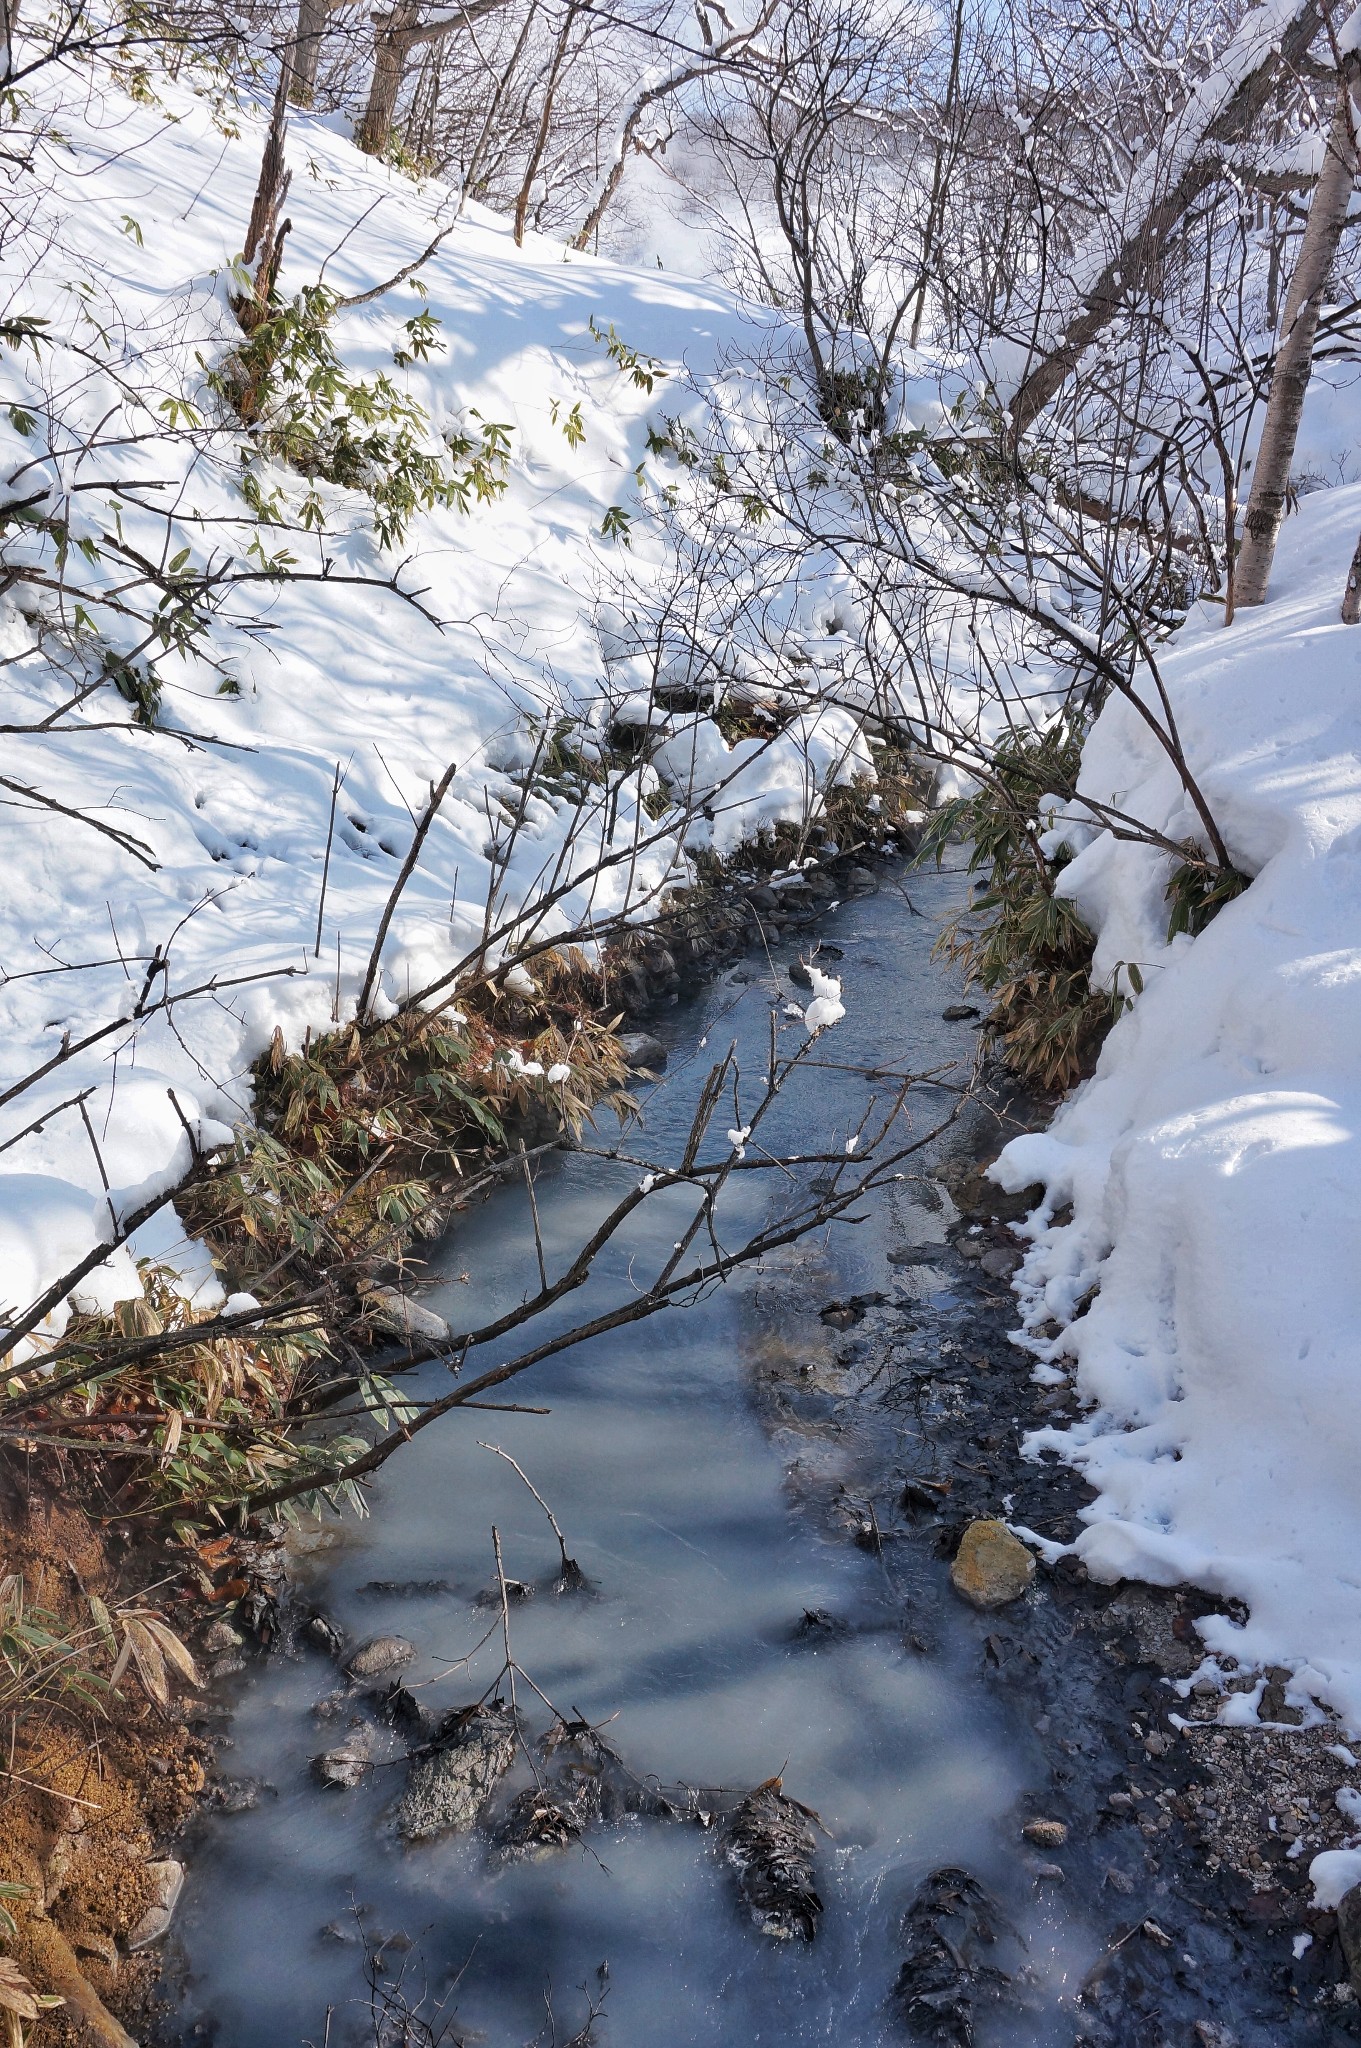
[398,1702,517,1841]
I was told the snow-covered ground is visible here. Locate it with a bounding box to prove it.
[0,59,863,1351]
[995,487,1361,1745]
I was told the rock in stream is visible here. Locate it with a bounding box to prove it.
[397,1701,517,1841]
[722,1779,822,1941]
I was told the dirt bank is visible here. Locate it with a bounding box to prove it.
[0,1476,207,2048]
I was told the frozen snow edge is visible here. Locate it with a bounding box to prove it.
[993,485,1361,1734]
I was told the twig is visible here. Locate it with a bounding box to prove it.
[358,761,456,1021]
[315,761,342,959]
[0,773,160,869]
[0,1767,102,1811]
[0,1088,95,1158]
[519,1142,549,1294]
[478,1441,584,1588]
[491,1525,518,1732]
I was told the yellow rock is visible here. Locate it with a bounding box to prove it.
[950,1519,1035,1608]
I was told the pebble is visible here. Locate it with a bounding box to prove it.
[312,1728,373,1789]
[202,1620,243,1653]
[980,1246,1021,1281]
[363,1287,450,1346]
[127,1860,184,1950]
[343,1635,415,1684]
[949,1520,1035,1609]
[618,1030,667,1072]
[941,1003,980,1021]
[1022,1818,1068,1848]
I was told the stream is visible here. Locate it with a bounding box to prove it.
[170,867,1107,2048]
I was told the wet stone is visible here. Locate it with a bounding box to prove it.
[363,1287,450,1346]
[203,1777,263,1814]
[942,1003,980,1021]
[344,1635,415,1685]
[950,1520,1035,1609]
[1337,1882,1361,1992]
[312,1725,373,1788]
[1260,1667,1305,1725]
[397,1702,517,1841]
[793,1607,848,1640]
[617,1030,667,1072]
[303,1611,346,1659]
[1022,1818,1068,1848]
[474,1577,534,1607]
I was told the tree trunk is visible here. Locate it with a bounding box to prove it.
[1341,527,1361,621]
[513,7,579,246]
[289,0,330,107]
[0,0,20,84]
[908,0,964,350]
[1006,0,1323,442]
[1236,76,1358,606]
[358,2,418,156]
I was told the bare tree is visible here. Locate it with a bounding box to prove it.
[1003,0,1324,442]
[358,0,505,157]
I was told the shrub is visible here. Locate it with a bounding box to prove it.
[208,284,512,549]
[916,723,1116,1092]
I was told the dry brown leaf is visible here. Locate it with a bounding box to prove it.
[136,1614,201,1689]
[0,1957,39,2020]
[123,1619,169,1709]
[159,1410,183,1465]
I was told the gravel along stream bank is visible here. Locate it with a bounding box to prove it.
[801,1123,1361,2046]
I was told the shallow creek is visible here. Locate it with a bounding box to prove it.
[172,870,1105,2047]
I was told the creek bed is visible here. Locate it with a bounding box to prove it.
[172,868,1108,2047]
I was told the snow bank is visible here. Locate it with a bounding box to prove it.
[0,57,862,1349]
[994,487,1361,1728]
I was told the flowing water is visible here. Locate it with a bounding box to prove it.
[173,869,1104,2048]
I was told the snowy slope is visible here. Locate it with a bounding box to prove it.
[994,487,1361,1731]
[0,58,862,1350]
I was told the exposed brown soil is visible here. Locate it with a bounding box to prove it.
[0,1477,207,2048]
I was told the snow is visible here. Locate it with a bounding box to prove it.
[1310,1847,1361,1909]
[0,54,865,1356]
[802,964,846,1033]
[993,487,1361,1730]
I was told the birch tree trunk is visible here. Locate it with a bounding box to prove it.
[1006,0,1322,443]
[1236,76,1359,606]
[0,0,19,85]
